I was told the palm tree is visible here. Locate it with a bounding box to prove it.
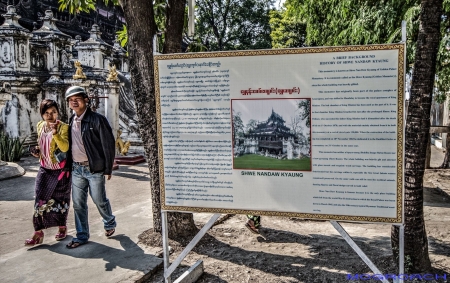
[391,0,442,272]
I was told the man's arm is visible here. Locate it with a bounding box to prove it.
[97,115,116,176]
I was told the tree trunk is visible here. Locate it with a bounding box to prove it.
[391,0,441,272]
[163,0,186,54]
[120,0,196,238]
[119,0,162,232]
[163,0,197,238]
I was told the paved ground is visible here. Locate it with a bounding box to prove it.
[0,146,447,283]
[0,156,163,283]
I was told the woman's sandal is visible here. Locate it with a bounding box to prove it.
[245,220,260,234]
[25,230,44,246]
[105,228,115,237]
[66,241,86,249]
[55,226,67,241]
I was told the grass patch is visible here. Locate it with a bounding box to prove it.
[233,154,311,171]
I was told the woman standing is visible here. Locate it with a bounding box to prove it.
[25,99,71,246]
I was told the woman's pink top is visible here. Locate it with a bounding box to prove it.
[39,127,64,170]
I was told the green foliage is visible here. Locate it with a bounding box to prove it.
[183,6,208,52]
[154,0,167,32]
[59,0,178,53]
[434,91,447,104]
[186,37,208,52]
[398,5,421,69]
[435,4,450,104]
[58,0,119,13]
[435,42,450,105]
[195,0,275,51]
[0,133,26,162]
[301,0,398,45]
[58,0,96,13]
[284,0,420,67]
[59,0,274,53]
[269,8,306,48]
[275,0,450,100]
[116,24,128,47]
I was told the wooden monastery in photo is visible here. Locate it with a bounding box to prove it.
[236,109,309,159]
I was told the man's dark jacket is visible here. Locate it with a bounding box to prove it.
[66,108,116,175]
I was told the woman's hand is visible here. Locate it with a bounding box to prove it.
[49,120,60,135]
[30,146,40,158]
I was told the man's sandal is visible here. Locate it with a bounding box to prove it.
[105,228,115,237]
[66,241,86,249]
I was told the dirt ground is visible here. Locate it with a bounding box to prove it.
[140,148,450,283]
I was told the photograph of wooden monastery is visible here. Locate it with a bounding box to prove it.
[232,98,311,171]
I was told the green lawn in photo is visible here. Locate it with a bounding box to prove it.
[233,154,311,171]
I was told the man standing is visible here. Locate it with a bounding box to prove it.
[64,86,117,249]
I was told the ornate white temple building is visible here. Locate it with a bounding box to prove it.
[0,3,140,145]
[235,109,310,159]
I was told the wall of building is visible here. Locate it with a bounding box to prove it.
[0,6,140,147]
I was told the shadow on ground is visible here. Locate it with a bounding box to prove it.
[428,236,450,258]
[0,175,36,201]
[30,234,158,272]
[142,225,396,283]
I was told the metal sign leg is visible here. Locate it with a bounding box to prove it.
[162,211,172,283]
[330,221,390,283]
[161,212,221,282]
[398,224,405,282]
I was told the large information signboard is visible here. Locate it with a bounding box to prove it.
[155,44,404,223]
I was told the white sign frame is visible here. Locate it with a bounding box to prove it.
[155,44,405,224]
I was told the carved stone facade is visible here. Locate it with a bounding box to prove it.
[0,5,138,146]
[0,0,125,46]
[234,110,310,160]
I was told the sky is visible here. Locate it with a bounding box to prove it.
[232,99,299,124]
[274,0,286,9]
[232,98,309,136]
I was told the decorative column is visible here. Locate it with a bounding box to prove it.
[113,36,128,73]
[34,9,73,122]
[0,5,40,139]
[0,83,12,166]
[32,10,72,72]
[77,24,112,69]
[0,5,31,73]
[0,82,26,179]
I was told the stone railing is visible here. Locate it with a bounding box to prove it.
[258,140,283,149]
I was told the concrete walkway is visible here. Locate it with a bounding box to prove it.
[0,146,447,282]
[0,156,162,283]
